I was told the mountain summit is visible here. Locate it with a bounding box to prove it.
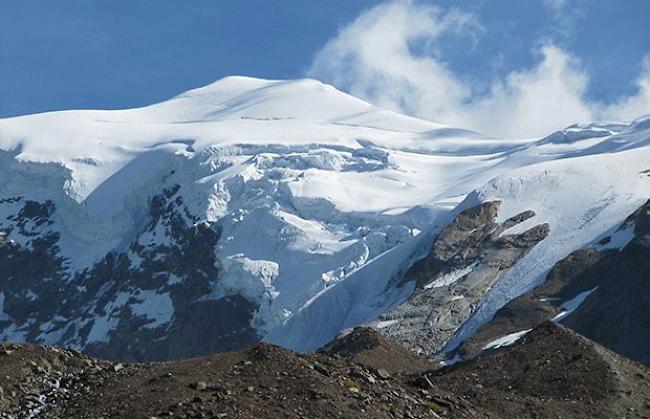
[0,77,648,361]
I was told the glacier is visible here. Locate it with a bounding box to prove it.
[0,76,648,358]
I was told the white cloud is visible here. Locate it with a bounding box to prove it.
[543,0,567,14]
[309,2,474,119]
[604,57,650,121]
[465,44,593,138]
[308,1,649,138]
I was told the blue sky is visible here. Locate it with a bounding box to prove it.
[1,0,648,136]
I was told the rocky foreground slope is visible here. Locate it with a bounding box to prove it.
[0,322,649,419]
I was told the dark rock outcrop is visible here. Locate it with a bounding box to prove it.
[460,199,650,365]
[375,201,549,355]
[0,185,259,362]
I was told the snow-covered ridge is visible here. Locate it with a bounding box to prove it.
[0,76,526,277]
[0,76,648,356]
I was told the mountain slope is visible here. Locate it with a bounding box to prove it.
[457,198,650,365]
[262,117,650,353]
[429,321,650,419]
[1,322,649,419]
[0,76,648,360]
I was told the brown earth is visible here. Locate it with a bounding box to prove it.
[1,322,649,419]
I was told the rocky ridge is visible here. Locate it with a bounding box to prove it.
[374,201,549,355]
[0,186,258,362]
[1,322,649,419]
[458,198,650,365]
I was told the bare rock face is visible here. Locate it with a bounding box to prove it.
[0,199,68,334]
[0,185,259,362]
[375,201,549,355]
[460,199,650,366]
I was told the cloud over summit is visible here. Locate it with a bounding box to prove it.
[309,1,650,138]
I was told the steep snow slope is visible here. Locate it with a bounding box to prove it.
[266,117,650,352]
[0,76,648,358]
[443,118,650,352]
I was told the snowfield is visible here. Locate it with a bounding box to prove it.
[0,76,648,352]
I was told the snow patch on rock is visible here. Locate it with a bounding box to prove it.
[483,329,532,351]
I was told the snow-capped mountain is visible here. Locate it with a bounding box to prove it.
[0,76,648,361]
